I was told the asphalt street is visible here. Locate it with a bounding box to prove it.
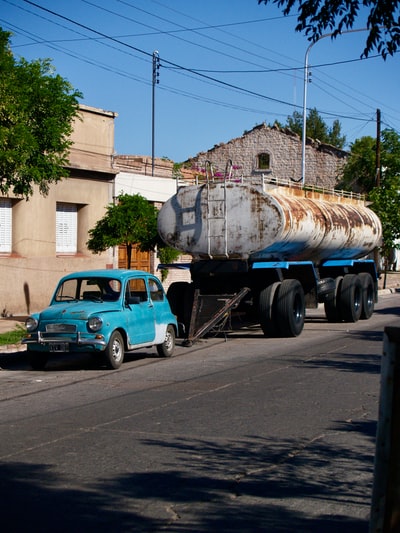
[0,291,399,532]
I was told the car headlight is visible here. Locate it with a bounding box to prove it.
[88,316,103,332]
[26,317,38,332]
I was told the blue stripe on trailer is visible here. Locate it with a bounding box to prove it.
[251,261,315,270]
[322,259,376,268]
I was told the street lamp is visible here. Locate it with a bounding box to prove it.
[301,28,368,186]
[152,50,160,177]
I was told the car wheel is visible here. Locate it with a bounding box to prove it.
[157,325,175,357]
[104,331,124,369]
[28,349,48,370]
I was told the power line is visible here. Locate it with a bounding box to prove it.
[12,0,396,131]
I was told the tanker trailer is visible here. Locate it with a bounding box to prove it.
[158,174,382,344]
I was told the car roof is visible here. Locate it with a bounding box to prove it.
[59,269,156,282]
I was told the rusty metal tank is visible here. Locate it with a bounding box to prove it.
[157,178,382,265]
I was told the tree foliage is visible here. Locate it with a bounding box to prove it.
[339,128,400,263]
[258,0,400,59]
[340,129,400,193]
[87,193,179,271]
[0,28,82,198]
[369,175,400,258]
[285,108,346,148]
[87,194,159,269]
[338,135,376,193]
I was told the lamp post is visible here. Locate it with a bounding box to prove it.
[152,50,160,177]
[301,28,368,186]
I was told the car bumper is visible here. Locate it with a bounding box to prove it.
[22,331,107,352]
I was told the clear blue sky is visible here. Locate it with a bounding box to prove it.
[2,0,400,163]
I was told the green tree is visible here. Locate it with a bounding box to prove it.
[340,130,400,193]
[258,0,400,59]
[340,128,400,269]
[0,29,82,198]
[339,136,376,193]
[369,174,400,262]
[285,108,346,148]
[87,193,179,271]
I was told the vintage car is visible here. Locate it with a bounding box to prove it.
[22,269,178,370]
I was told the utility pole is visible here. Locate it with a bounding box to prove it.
[152,50,160,177]
[376,108,381,187]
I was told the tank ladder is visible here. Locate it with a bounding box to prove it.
[205,159,232,258]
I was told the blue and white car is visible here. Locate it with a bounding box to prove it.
[22,269,178,370]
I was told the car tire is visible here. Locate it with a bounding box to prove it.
[28,349,48,370]
[104,330,124,369]
[157,325,175,357]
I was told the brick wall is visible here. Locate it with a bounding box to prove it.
[185,123,348,188]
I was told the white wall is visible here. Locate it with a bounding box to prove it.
[115,172,178,202]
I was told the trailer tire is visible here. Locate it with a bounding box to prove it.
[167,282,189,322]
[183,283,195,337]
[340,274,362,323]
[259,282,281,337]
[359,272,375,319]
[276,279,305,337]
[324,276,343,322]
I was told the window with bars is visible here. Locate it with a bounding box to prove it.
[56,202,77,253]
[0,199,12,253]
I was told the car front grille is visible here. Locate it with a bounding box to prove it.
[45,323,77,333]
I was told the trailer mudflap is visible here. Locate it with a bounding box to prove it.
[184,287,250,346]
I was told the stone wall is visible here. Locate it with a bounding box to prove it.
[185,123,348,188]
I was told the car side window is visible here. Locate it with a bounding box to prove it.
[148,278,164,302]
[127,278,148,302]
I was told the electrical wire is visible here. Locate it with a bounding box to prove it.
[4,0,396,134]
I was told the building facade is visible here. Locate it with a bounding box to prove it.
[0,105,118,316]
[185,123,348,188]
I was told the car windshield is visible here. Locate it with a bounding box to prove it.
[55,277,122,302]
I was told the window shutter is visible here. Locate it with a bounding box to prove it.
[0,199,12,253]
[56,203,77,253]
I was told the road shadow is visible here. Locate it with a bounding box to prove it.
[0,418,375,532]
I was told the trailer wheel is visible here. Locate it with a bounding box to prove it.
[259,282,281,337]
[324,276,343,322]
[167,282,189,323]
[340,274,363,322]
[276,279,305,337]
[183,283,195,338]
[359,272,375,319]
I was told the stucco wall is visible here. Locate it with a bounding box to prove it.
[0,177,114,316]
[0,105,117,316]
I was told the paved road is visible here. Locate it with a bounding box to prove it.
[0,293,399,532]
